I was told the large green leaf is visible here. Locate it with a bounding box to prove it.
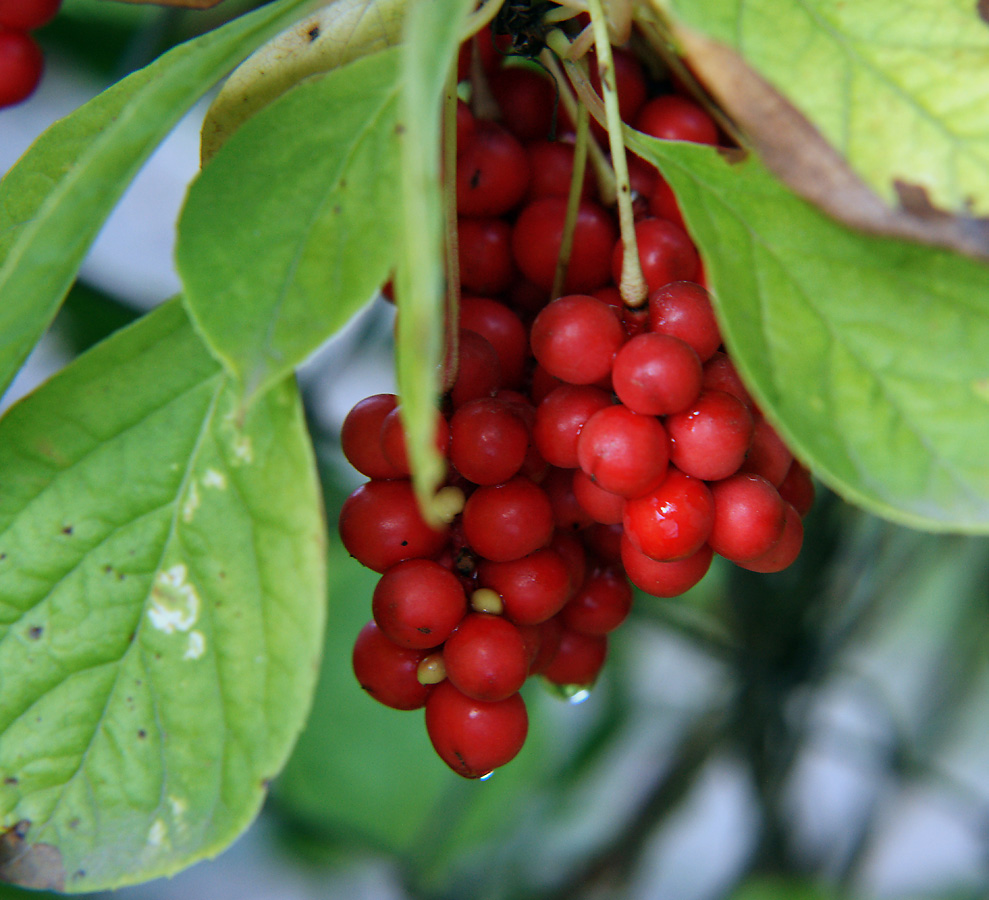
[626,133,989,533]
[0,300,326,892]
[0,0,324,404]
[177,48,402,400]
[653,0,989,218]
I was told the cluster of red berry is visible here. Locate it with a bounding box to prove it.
[0,0,60,109]
[338,29,814,779]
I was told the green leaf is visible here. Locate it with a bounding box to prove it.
[0,0,325,404]
[0,300,326,892]
[177,48,402,400]
[393,0,474,523]
[655,0,989,217]
[626,134,989,533]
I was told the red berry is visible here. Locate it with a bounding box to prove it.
[635,94,719,145]
[526,139,593,201]
[339,479,449,573]
[462,476,555,562]
[458,217,516,295]
[341,394,404,480]
[540,627,608,687]
[666,389,754,481]
[372,558,467,649]
[477,548,572,624]
[736,502,804,573]
[425,680,528,778]
[648,281,722,362]
[352,621,433,710]
[450,397,530,485]
[512,197,617,293]
[623,467,714,561]
[612,217,699,293]
[702,352,754,407]
[489,65,556,142]
[611,332,703,416]
[459,296,528,389]
[778,459,815,518]
[561,568,633,635]
[449,328,502,408]
[0,0,61,31]
[708,473,786,563]
[0,29,43,108]
[456,120,530,216]
[738,416,793,486]
[380,405,450,477]
[571,468,625,525]
[443,613,529,701]
[576,404,669,499]
[533,383,613,468]
[530,294,625,385]
[621,535,713,598]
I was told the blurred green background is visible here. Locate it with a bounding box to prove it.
[3,3,989,898]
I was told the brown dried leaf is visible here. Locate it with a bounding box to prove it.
[671,26,989,261]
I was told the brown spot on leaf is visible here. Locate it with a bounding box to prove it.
[3,777,17,786]
[27,627,42,640]
[61,526,73,536]
[979,0,989,25]
[0,821,66,891]
[307,24,320,41]
[137,729,147,740]
[672,27,989,260]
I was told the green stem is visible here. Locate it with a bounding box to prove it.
[551,101,591,300]
[586,0,647,308]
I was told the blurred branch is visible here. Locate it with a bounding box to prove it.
[104,0,227,8]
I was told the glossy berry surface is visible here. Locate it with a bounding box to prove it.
[443,613,529,701]
[352,621,433,711]
[623,467,714,561]
[530,294,625,386]
[372,558,467,649]
[425,681,528,778]
[462,476,555,562]
[576,405,669,499]
[708,473,787,563]
[611,332,703,416]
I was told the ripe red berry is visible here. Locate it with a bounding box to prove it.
[459,296,528,389]
[533,383,613,468]
[456,120,530,216]
[489,65,556,142]
[665,389,754,481]
[476,548,572,624]
[0,0,61,31]
[612,217,699,293]
[540,627,608,687]
[611,332,703,416]
[707,473,787,563]
[526,139,593,201]
[372,558,467,649]
[634,94,719,145]
[340,393,404,480]
[425,680,529,778]
[530,294,625,386]
[648,281,722,362]
[512,197,617,293]
[571,468,625,525]
[352,621,434,710]
[338,479,449,573]
[576,404,669,499]
[462,476,555,562]
[621,534,713,598]
[0,28,43,108]
[560,568,633,635]
[737,416,793,486]
[380,405,450,477]
[449,328,502,408]
[778,459,815,518]
[736,502,804,573]
[458,217,516,295]
[443,613,529,701]
[449,396,530,485]
[623,467,714,561]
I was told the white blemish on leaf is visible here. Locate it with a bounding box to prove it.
[168,796,187,819]
[148,819,167,847]
[232,435,253,464]
[148,564,200,634]
[183,630,206,660]
[202,468,227,489]
[181,481,200,522]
